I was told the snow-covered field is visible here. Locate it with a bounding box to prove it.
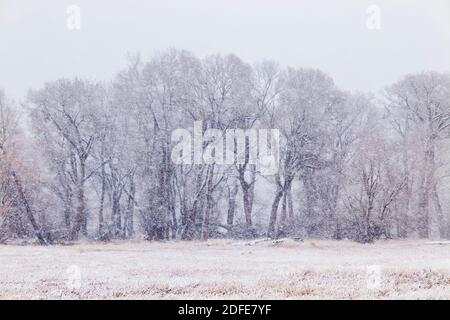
[1,239,450,299]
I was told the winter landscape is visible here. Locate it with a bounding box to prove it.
[1,240,450,299]
[1,1,450,300]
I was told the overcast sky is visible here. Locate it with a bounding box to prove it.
[1,0,449,100]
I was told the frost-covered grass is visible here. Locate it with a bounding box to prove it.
[1,239,450,299]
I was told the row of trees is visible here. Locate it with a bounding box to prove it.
[1,49,449,244]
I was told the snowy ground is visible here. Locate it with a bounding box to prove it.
[1,239,450,299]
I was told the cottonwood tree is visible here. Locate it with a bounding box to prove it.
[0,91,47,244]
[1,50,446,244]
[112,50,201,240]
[28,79,105,240]
[385,72,450,238]
[344,116,406,242]
[265,68,342,238]
[229,61,280,235]
[300,93,375,239]
[180,53,255,240]
[92,92,137,239]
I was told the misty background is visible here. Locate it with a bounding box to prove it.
[1,0,449,100]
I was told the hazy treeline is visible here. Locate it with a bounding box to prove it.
[1,49,449,244]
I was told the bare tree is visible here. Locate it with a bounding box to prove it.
[0,90,47,244]
[385,72,450,238]
[265,68,341,238]
[28,79,105,240]
[0,50,446,244]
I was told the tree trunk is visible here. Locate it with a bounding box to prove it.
[182,201,200,240]
[11,171,47,245]
[167,177,177,239]
[302,171,317,236]
[433,186,447,239]
[417,176,430,238]
[277,191,288,236]
[98,166,106,236]
[125,179,135,238]
[398,174,410,238]
[182,168,208,240]
[71,161,86,240]
[201,166,215,241]
[267,186,284,239]
[227,183,238,225]
[112,192,121,238]
[281,192,287,222]
[399,113,411,238]
[64,187,73,231]
[287,184,294,219]
[242,186,252,227]
[417,146,434,239]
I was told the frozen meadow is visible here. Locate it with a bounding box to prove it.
[1,240,450,299]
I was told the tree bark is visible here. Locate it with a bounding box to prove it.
[125,179,135,238]
[98,164,106,236]
[239,166,255,228]
[202,165,215,241]
[227,183,238,225]
[112,192,121,237]
[267,186,284,239]
[71,160,86,240]
[433,186,447,239]
[287,184,294,219]
[182,167,209,240]
[11,171,47,245]
[417,146,434,239]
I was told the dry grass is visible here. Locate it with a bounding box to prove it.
[1,239,450,299]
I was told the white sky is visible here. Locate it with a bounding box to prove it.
[1,0,449,100]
